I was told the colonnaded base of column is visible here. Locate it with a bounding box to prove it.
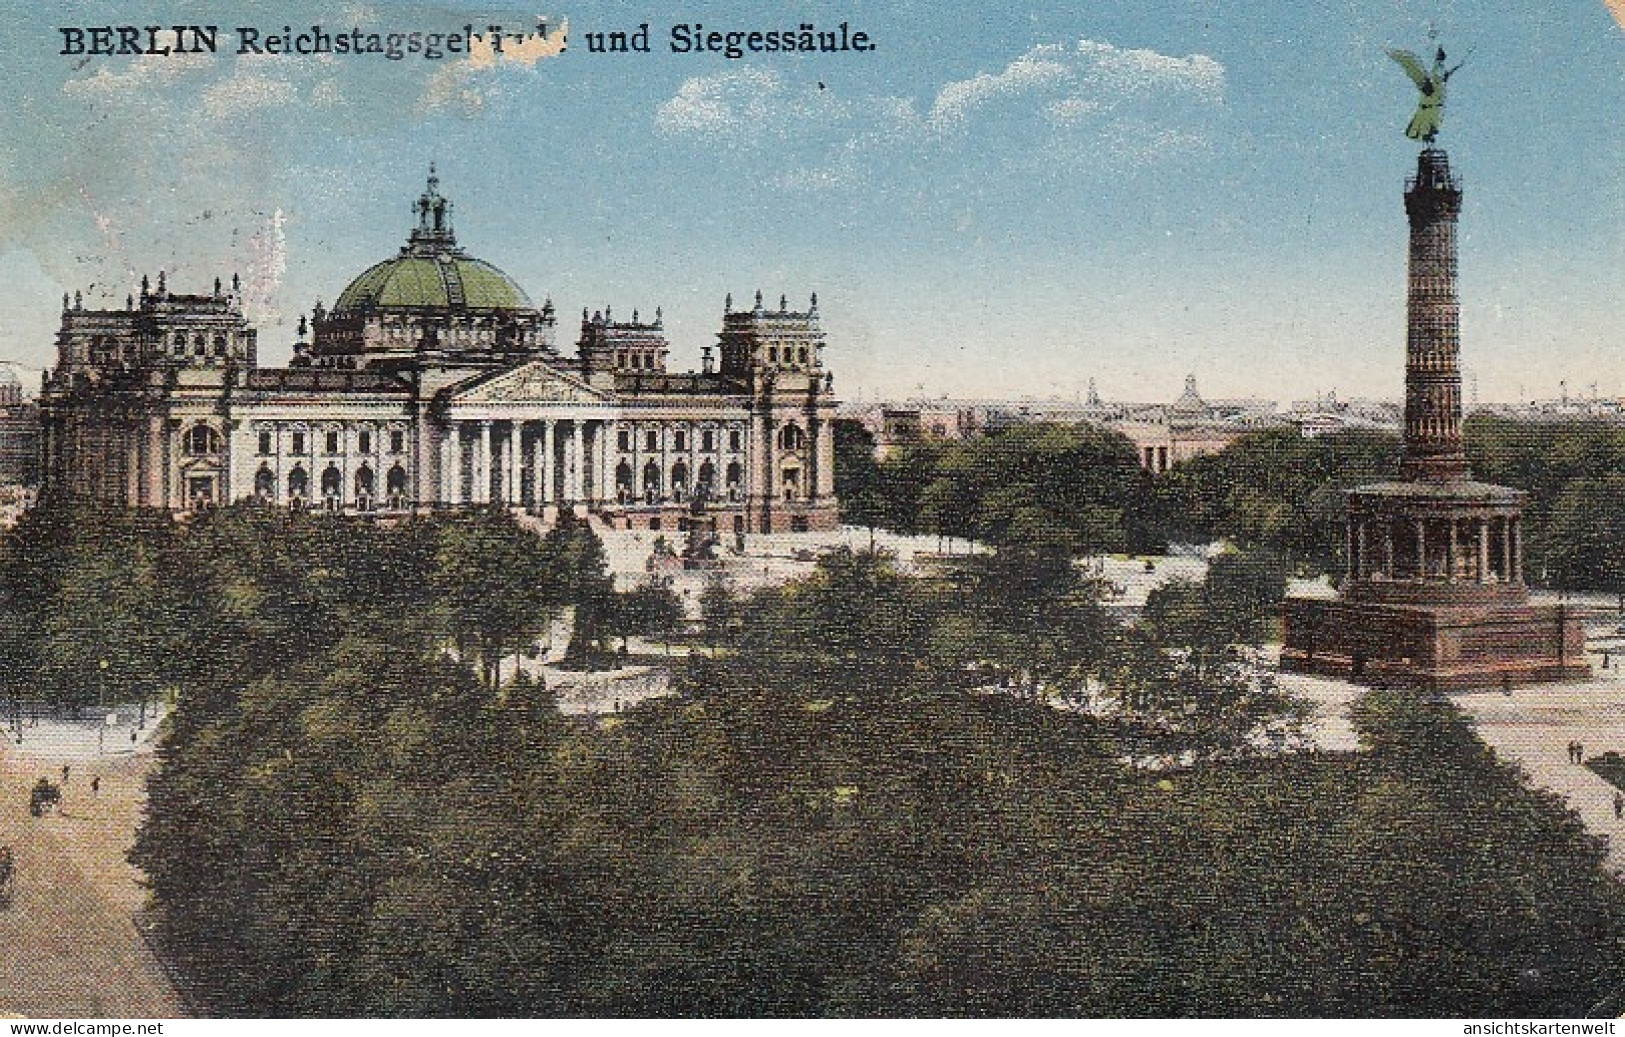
[1281,596,1590,694]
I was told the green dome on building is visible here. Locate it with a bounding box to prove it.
[334,254,534,313]
[332,166,537,315]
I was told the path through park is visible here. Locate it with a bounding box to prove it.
[0,731,183,1018]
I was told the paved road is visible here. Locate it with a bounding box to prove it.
[1286,647,1625,876]
[1452,668,1625,876]
[0,749,184,1018]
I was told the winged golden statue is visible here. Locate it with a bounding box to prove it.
[1388,46,1467,143]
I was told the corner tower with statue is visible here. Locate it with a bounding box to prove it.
[38,169,840,534]
[1280,51,1587,691]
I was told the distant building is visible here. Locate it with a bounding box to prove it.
[0,370,39,486]
[1112,376,1280,473]
[1283,390,1402,438]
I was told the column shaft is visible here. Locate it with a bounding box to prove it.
[541,421,554,504]
[478,421,493,504]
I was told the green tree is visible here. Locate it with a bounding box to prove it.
[432,509,559,687]
[1541,474,1625,601]
[615,577,686,655]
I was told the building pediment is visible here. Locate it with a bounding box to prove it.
[446,361,615,406]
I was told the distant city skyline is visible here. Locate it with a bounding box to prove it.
[0,1,1619,404]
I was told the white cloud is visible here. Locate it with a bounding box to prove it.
[652,38,1226,192]
[927,50,1072,129]
[61,48,214,99]
[928,38,1224,136]
[654,68,852,141]
[202,73,299,119]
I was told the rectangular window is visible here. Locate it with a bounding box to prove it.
[258,432,272,455]
[390,430,404,454]
[359,431,372,454]
[729,430,741,452]
[702,430,714,452]
[292,432,306,455]
[326,431,340,454]
[617,429,630,452]
[646,430,659,452]
[674,431,687,452]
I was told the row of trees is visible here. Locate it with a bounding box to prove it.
[121,527,1625,1015]
[0,503,642,713]
[839,415,1625,593]
[836,422,1164,557]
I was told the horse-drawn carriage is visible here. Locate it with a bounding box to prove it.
[29,777,60,817]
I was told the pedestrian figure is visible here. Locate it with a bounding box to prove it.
[1577,742,1586,765]
[130,729,137,745]
[61,764,68,784]
[1614,792,1623,821]
[90,776,99,796]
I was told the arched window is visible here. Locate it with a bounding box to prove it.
[616,461,633,502]
[698,461,716,493]
[386,464,408,495]
[321,465,342,498]
[671,462,688,490]
[288,465,309,499]
[778,423,805,451]
[254,466,275,500]
[725,461,742,502]
[193,335,206,357]
[782,467,801,501]
[172,333,186,357]
[213,336,227,357]
[355,466,375,497]
[642,460,661,503]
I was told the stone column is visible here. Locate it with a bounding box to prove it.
[274,428,286,506]
[596,420,610,505]
[540,420,554,505]
[478,421,493,504]
[505,422,519,506]
[570,420,585,503]
[817,413,836,500]
[1446,519,1458,582]
[1512,517,1523,583]
[450,423,465,504]
[125,421,142,505]
[1477,517,1490,583]
[439,428,452,504]
[1501,517,1513,582]
[146,418,165,507]
[517,421,532,507]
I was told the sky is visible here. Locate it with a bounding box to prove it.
[0,0,1619,405]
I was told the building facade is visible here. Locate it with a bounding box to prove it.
[38,171,839,533]
[0,371,40,487]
